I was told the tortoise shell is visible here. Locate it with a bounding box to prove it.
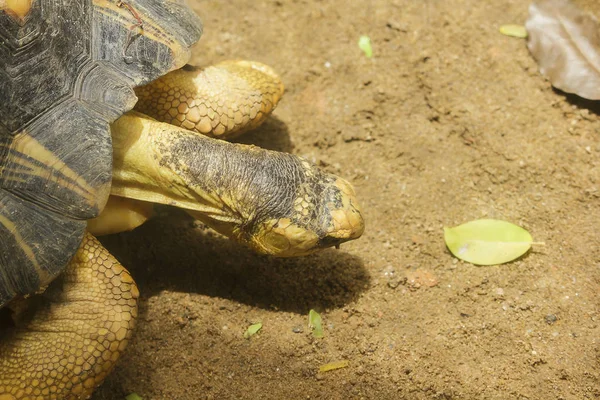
[0,0,202,307]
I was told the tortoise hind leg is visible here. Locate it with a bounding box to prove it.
[0,233,138,400]
[134,60,284,139]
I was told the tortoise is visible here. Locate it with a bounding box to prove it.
[0,0,364,398]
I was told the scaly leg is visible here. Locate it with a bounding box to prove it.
[0,233,138,400]
[134,60,284,139]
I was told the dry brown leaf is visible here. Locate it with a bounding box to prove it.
[526,0,600,100]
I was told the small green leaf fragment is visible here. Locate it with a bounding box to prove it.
[499,24,528,38]
[444,219,533,265]
[125,394,143,400]
[358,35,373,58]
[319,360,349,372]
[308,309,324,338]
[243,322,263,339]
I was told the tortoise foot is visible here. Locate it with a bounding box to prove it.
[0,233,139,400]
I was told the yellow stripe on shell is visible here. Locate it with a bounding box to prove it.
[1,132,101,210]
[93,0,191,71]
[0,213,50,285]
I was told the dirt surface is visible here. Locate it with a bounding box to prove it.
[94,0,600,398]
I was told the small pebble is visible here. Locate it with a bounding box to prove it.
[387,279,402,289]
[545,314,558,325]
[292,326,303,333]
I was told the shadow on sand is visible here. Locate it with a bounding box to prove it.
[100,210,369,315]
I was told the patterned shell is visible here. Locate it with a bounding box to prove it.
[0,0,202,307]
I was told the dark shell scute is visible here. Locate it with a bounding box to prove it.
[0,0,202,307]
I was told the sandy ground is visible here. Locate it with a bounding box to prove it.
[94,0,600,398]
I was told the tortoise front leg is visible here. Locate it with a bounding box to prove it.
[134,60,284,139]
[0,233,138,400]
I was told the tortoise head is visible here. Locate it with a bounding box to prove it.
[246,171,365,257]
[110,113,364,258]
[182,149,366,258]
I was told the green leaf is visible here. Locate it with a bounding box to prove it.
[499,24,528,38]
[125,394,143,400]
[358,35,373,58]
[308,309,324,338]
[444,219,534,265]
[243,322,262,339]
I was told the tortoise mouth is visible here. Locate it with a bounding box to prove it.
[181,64,201,72]
[0,307,15,329]
[249,217,364,257]
[318,235,349,249]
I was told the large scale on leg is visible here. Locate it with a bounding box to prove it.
[0,1,364,398]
